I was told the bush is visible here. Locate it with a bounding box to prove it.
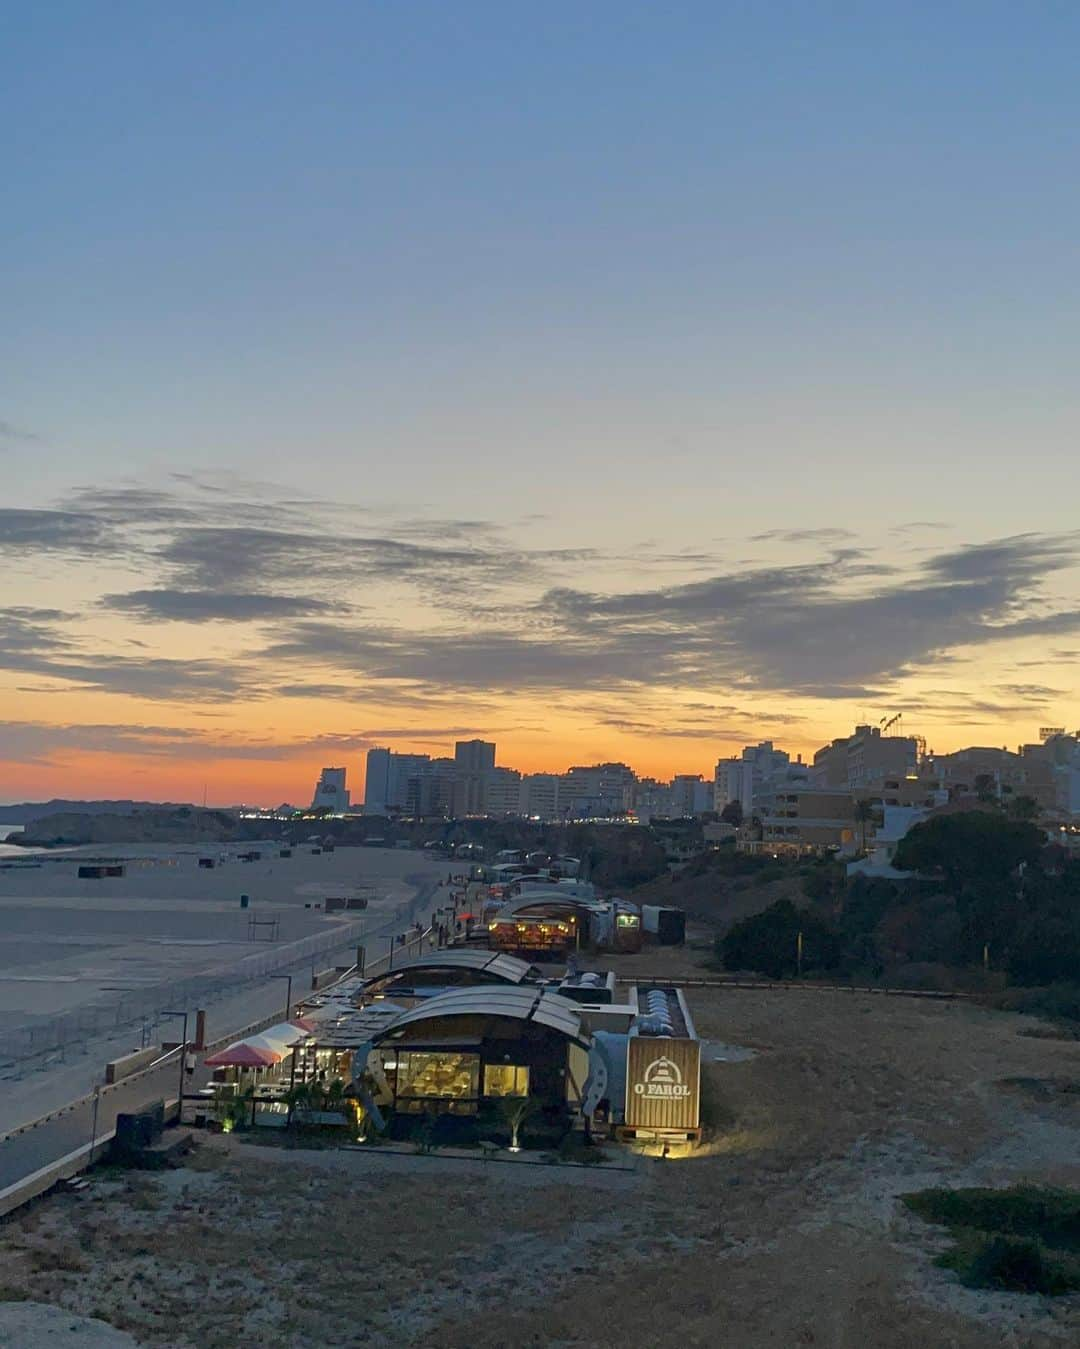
[902,1185,1080,1248]
[902,1185,1080,1295]
[940,1234,1080,1295]
[719,899,840,978]
[990,983,1080,1026]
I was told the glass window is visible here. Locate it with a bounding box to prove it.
[484,1064,529,1097]
[396,1052,479,1102]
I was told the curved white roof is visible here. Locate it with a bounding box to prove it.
[368,949,536,983]
[503,891,600,916]
[371,985,591,1048]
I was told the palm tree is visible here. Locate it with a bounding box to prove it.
[284,1080,315,1127]
[854,799,876,853]
[499,1096,541,1152]
[218,1084,255,1133]
[323,1079,347,1114]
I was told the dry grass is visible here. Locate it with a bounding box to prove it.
[1,954,1078,1347]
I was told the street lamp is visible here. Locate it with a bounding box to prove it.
[161,1010,189,1125]
[270,973,293,1022]
[88,1083,101,1164]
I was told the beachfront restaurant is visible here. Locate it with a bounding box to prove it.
[360,985,593,1142]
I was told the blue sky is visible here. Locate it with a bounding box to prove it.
[2,3,1078,799]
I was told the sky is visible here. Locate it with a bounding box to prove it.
[2,2,1079,805]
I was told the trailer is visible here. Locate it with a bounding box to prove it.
[642,905,686,946]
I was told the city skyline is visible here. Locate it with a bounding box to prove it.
[4,5,1080,803]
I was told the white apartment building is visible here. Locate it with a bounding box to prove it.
[714,741,801,817]
[311,766,350,814]
[363,748,433,814]
[672,774,713,816]
[520,773,562,820]
[483,767,523,817]
[562,763,637,817]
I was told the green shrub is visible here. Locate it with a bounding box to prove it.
[719,899,841,978]
[990,983,1080,1026]
[902,1184,1080,1249]
[902,1185,1080,1295]
[940,1234,1080,1296]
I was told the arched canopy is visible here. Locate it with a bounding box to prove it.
[502,891,599,919]
[368,948,537,983]
[370,985,592,1050]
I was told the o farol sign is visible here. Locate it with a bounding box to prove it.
[633,1054,690,1099]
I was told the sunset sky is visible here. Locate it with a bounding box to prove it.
[2,3,1079,805]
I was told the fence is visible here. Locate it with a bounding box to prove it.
[0,920,371,1072]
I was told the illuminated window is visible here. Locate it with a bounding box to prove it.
[395,1052,479,1107]
[483,1064,530,1097]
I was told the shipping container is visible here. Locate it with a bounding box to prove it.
[642,905,686,945]
[621,986,700,1143]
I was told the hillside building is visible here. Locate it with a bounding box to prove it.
[812,725,918,789]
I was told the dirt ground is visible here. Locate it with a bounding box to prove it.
[2,947,1078,1348]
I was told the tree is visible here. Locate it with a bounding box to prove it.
[801,861,845,908]
[1005,861,1080,984]
[893,813,1043,897]
[720,900,841,979]
[974,774,999,805]
[720,800,743,827]
[1006,795,1041,823]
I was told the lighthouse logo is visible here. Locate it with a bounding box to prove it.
[634,1055,690,1098]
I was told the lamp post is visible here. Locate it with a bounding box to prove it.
[161,1010,189,1125]
[88,1083,101,1164]
[271,973,293,1021]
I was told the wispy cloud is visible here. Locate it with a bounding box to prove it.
[0,419,42,446]
[748,528,857,544]
[101,589,349,623]
[0,510,112,554]
[3,477,1079,717]
[0,720,493,766]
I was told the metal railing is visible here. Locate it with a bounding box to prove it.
[0,920,369,1072]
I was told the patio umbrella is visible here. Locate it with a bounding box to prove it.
[203,1041,282,1068]
[256,1021,312,1049]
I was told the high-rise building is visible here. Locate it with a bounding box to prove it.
[521,773,562,820]
[451,740,497,816]
[483,767,523,817]
[363,747,432,814]
[671,774,713,816]
[363,748,390,812]
[562,763,637,817]
[311,767,349,813]
[454,740,496,772]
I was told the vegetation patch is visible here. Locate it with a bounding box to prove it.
[902,1185,1080,1295]
[990,982,1080,1028]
